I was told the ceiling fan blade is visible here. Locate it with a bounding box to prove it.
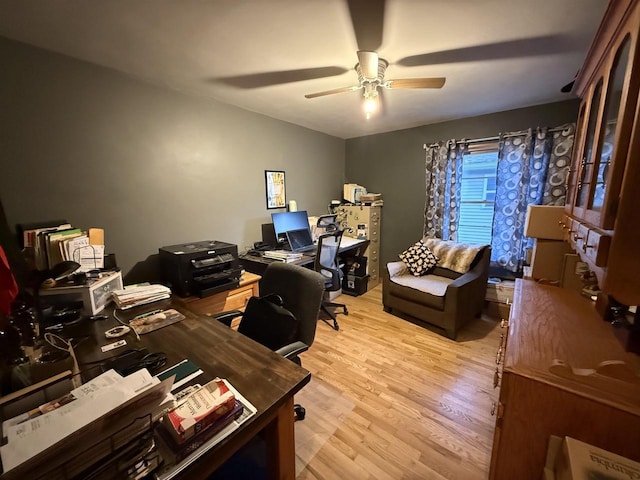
[214,66,349,88]
[397,35,576,67]
[386,78,446,89]
[357,51,379,79]
[347,0,385,51]
[305,85,362,99]
[560,80,575,93]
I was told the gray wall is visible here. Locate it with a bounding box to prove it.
[0,37,345,280]
[345,100,580,267]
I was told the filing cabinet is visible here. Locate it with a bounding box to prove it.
[336,205,382,289]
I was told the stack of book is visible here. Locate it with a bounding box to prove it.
[112,283,171,310]
[262,250,303,263]
[158,378,256,462]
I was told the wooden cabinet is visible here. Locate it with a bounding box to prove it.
[564,0,640,306]
[336,205,382,287]
[174,272,260,316]
[489,280,640,479]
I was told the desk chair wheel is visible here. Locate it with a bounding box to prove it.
[294,404,306,421]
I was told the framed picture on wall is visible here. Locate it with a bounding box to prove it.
[265,170,286,209]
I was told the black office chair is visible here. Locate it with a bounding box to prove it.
[316,214,339,232]
[213,262,325,420]
[314,230,347,331]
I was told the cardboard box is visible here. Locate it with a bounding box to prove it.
[530,240,573,282]
[525,205,565,240]
[485,280,515,304]
[560,254,585,292]
[39,271,123,315]
[554,436,640,480]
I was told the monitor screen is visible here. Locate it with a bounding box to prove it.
[271,211,311,241]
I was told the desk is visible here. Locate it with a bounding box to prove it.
[71,299,310,479]
[173,272,261,317]
[240,237,370,276]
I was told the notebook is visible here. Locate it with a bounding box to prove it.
[285,228,316,253]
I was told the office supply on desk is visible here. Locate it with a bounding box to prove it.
[262,250,303,263]
[159,240,241,298]
[0,369,173,479]
[129,309,186,335]
[112,283,171,309]
[157,359,204,392]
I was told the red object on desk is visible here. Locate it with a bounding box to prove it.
[0,245,19,317]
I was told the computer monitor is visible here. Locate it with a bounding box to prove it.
[271,211,311,244]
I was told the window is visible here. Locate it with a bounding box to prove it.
[457,149,498,245]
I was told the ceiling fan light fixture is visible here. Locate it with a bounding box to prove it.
[363,85,379,118]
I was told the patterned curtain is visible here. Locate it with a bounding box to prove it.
[423,140,464,240]
[491,124,575,271]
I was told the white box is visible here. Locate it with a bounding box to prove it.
[39,271,123,315]
[554,436,640,480]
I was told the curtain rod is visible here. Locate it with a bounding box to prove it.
[423,126,567,150]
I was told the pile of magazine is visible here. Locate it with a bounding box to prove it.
[112,283,171,309]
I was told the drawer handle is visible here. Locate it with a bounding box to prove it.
[496,348,503,365]
[558,221,567,230]
[573,234,583,242]
[583,243,594,252]
[493,369,501,389]
[500,318,509,329]
[491,401,497,416]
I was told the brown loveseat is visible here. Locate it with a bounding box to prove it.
[382,241,491,340]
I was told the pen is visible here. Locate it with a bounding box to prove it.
[133,309,164,319]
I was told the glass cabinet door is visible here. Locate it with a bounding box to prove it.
[590,35,632,226]
[565,102,587,213]
[575,79,603,209]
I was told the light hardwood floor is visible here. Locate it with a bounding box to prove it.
[294,285,504,480]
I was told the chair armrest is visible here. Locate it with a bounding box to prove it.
[211,310,243,327]
[387,261,407,278]
[276,341,309,360]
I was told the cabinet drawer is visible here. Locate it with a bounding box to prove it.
[572,223,590,252]
[583,229,611,267]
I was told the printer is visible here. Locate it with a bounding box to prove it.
[159,240,242,298]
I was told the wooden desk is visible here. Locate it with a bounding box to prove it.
[173,272,261,317]
[71,299,309,479]
[240,238,370,276]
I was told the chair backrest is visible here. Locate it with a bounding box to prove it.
[316,214,338,232]
[256,262,325,349]
[314,230,343,292]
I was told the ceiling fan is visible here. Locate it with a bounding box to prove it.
[215,0,573,118]
[304,50,446,118]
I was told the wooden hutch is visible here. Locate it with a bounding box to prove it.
[489,1,640,478]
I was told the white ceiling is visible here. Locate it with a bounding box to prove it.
[0,0,608,139]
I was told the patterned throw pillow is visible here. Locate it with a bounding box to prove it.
[399,240,439,276]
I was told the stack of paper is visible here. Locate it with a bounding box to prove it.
[0,369,174,475]
[112,284,171,310]
[263,250,303,262]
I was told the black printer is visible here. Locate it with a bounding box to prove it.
[159,240,242,298]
